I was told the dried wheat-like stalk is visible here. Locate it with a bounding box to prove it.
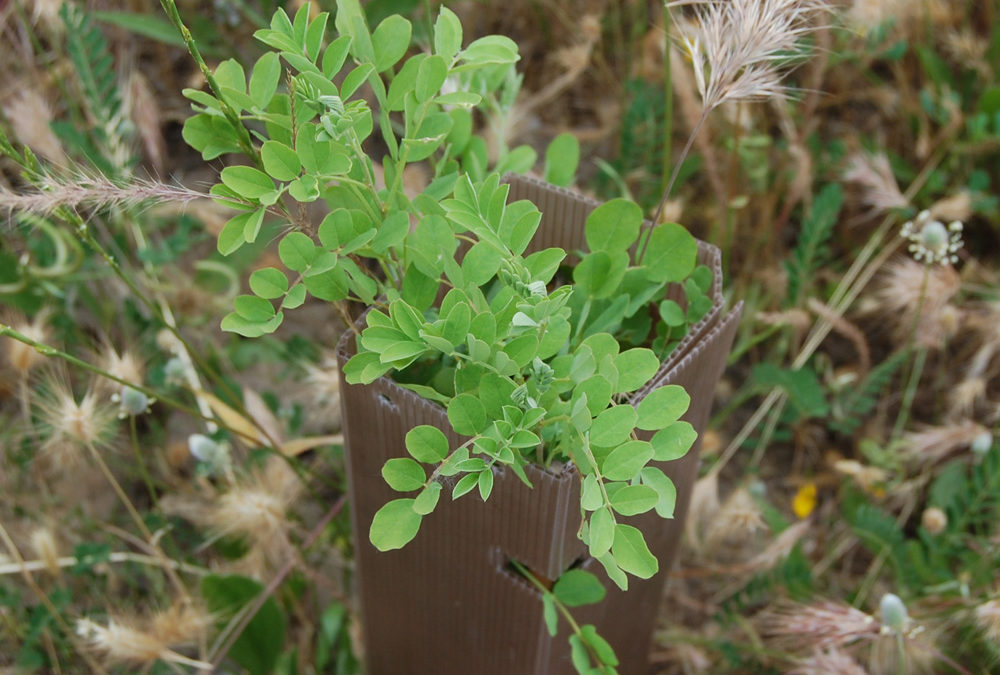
[672,0,830,113]
[0,175,209,217]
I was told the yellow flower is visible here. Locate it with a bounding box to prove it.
[792,482,817,519]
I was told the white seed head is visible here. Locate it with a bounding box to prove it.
[901,210,964,265]
[920,507,947,535]
[879,593,909,633]
[971,431,993,457]
[187,433,231,476]
[115,385,152,418]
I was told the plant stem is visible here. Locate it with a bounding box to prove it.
[208,495,347,666]
[0,520,110,675]
[892,265,931,438]
[637,109,709,264]
[85,442,190,599]
[158,0,259,163]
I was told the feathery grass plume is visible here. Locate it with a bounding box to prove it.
[34,377,118,468]
[673,0,830,113]
[902,420,991,466]
[747,519,811,571]
[789,648,869,675]
[29,526,62,577]
[2,88,66,163]
[871,257,961,350]
[93,344,155,418]
[644,0,829,245]
[928,191,972,225]
[149,600,213,651]
[165,458,302,571]
[704,487,765,551]
[125,71,166,173]
[761,599,880,651]
[832,459,888,495]
[846,0,911,31]
[2,311,50,376]
[975,599,1000,643]
[0,174,211,217]
[844,152,908,215]
[76,615,212,670]
[25,0,65,30]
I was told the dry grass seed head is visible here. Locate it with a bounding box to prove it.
[872,257,960,350]
[674,0,831,112]
[35,377,118,467]
[760,599,880,652]
[843,152,908,215]
[1,87,65,163]
[975,599,1000,643]
[77,613,211,670]
[704,487,765,552]
[2,312,49,376]
[190,458,303,569]
[789,648,870,675]
[77,617,168,668]
[748,518,811,571]
[29,526,61,576]
[902,420,990,466]
[149,600,213,648]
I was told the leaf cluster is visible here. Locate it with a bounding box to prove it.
[177,0,708,644]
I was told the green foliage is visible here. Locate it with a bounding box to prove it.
[201,574,287,675]
[784,184,843,306]
[175,0,708,665]
[829,352,907,435]
[59,4,132,174]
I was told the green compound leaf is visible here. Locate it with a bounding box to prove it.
[589,405,637,447]
[613,348,660,393]
[636,385,690,431]
[369,498,423,551]
[278,232,317,272]
[640,467,677,518]
[588,506,614,558]
[580,625,619,667]
[542,594,557,637]
[234,294,275,322]
[405,425,450,464]
[221,165,274,199]
[371,14,411,72]
[249,52,281,109]
[642,223,698,284]
[650,422,697,462]
[381,457,426,492]
[602,440,653,481]
[412,482,442,515]
[261,140,301,181]
[544,132,580,188]
[249,267,289,299]
[553,569,606,608]
[611,524,658,579]
[434,6,463,62]
[447,393,486,436]
[609,484,659,516]
[596,552,628,591]
[585,198,642,253]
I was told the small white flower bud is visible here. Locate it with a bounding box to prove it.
[880,593,909,633]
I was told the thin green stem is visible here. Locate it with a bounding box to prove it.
[660,4,673,210]
[159,0,259,163]
[637,109,709,264]
[892,265,931,438]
